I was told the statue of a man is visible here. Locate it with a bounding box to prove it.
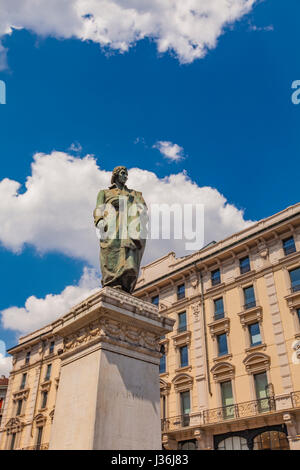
[93,166,147,293]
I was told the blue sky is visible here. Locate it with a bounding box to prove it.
[0,0,299,359]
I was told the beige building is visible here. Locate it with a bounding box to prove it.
[0,376,8,427]
[1,203,300,450]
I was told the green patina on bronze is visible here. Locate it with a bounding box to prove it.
[93,166,147,293]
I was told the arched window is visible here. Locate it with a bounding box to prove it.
[217,436,248,450]
[253,431,289,450]
[178,440,197,450]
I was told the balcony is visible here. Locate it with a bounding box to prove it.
[161,414,191,432]
[214,312,225,321]
[203,397,276,424]
[161,391,300,431]
[244,300,256,310]
[291,284,300,294]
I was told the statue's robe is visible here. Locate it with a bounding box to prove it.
[93,184,147,293]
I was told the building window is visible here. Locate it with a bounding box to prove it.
[36,427,43,450]
[180,391,190,426]
[214,297,224,320]
[178,440,197,450]
[283,236,296,256]
[249,322,262,346]
[217,436,248,450]
[211,268,221,286]
[243,285,256,309]
[45,364,52,381]
[49,341,55,354]
[159,353,166,374]
[254,371,270,413]
[10,433,16,450]
[289,267,300,293]
[179,345,189,367]
[16,399,23,416]
[161,395,166,420]
[297,308,300,324]
[177,284,185,300]
[151,295,159,306]
[25,351,31,365]
[20,373,27,390]
[240,256,250,275]
[220,381,234,419]
[253,431,289,450]
[178,311,187,332]
[217,333,228,356]
[41,391,48,409]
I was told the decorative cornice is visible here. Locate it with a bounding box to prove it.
[210,361,235,383]
[40,380,51,392]
[238,305,263,327]
[172,330,191,348]
[208,317,230,338]
[172,373,194,392]
[12,389,29,401]
[5,417,24,434]
[243,352,270,374]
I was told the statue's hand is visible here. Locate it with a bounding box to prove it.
[95,220,108,240]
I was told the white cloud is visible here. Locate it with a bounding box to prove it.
[0,150,253,266]
[68,142,83,153]
[0,354,12,377]
[249,24,273,32]
[0,41,8,71]
[0,0,257,64]
[0,151,255,335]
[0,340,12,377]
[154,141,185,162]
[1,267,100,335]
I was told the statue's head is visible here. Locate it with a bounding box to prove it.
[111,166,128,185]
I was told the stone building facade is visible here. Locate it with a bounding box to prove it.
[1,203,300,450]
[0,376,8,427]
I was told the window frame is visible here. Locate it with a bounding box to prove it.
[177,283,185,300]
[179,345,189,368]
[239,256,251,275]
[211,268,221,286]
[217,333,228,357]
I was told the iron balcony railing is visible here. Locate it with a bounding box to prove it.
[161,391,300,431]
[202,397,276,424]
[214,312,225,321]
[284,246,296,256]
[291,284,300,293]
[177,326,187,334]
[244,300,256,309]
[161,414,191,432]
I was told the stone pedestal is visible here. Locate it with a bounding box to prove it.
[49,287,174,450]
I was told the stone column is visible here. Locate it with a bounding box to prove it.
[49,287,174,450]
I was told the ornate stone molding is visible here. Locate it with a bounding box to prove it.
[191,301,201,321]
[238,305,263,328]
[33,413,47,427]
[208,317,230,338]
[160,379,171,396]
[172,373,193,392]
[5,417,24,434]
[63,316,162,358]
[52,286,175,362]
[172,330,191,348]
[12,389,29,401]
[243,352,270,374]
[40,380,51,392]
[210,362,235,382]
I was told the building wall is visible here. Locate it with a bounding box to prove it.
[1,203,300,450]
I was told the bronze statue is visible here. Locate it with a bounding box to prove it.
[93,166,147,293]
